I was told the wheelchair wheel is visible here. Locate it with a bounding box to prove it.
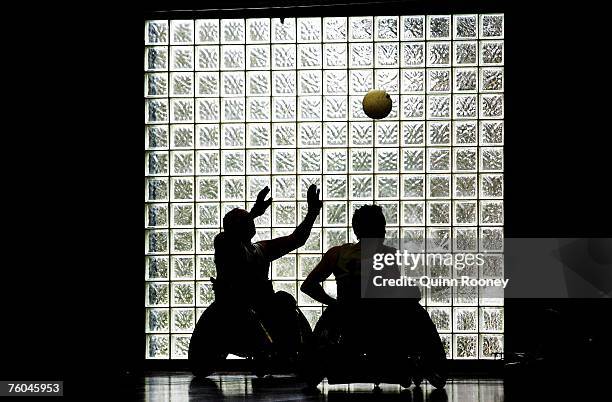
[189,302,229,377]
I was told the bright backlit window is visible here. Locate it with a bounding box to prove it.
[144,14,504,359]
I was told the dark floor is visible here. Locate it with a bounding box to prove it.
[135,372,504,401]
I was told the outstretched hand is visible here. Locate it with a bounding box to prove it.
[307,184,323,214]
[250,186,273,218]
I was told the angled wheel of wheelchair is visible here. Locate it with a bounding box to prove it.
[188,302,229,377]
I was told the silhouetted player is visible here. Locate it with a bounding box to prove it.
[301,204,447,388]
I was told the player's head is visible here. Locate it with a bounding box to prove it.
[352,205,386,240]
[223,208,256,241]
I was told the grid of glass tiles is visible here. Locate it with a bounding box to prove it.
[144,14,504,359]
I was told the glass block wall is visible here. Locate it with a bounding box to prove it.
[144,14,504,359]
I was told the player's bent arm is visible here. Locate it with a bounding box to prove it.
[300,246,340,306]
[258,210,319,261]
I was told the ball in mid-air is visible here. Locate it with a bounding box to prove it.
[362,89,392,119]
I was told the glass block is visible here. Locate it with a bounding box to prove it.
[349,43,373,68]
[401,175,424,199]
[273,202,297,226]
[272,71,297,96]
[481,14,504,38]
[246,45,270,70]
[454,308,478,332]
[453,148,477,172]
[480,227,504,252]
[453,174,477,199]
[322,123,347,147]
[427,148,451,172]
[247,72,270,96]
[401,43,425,67]
[196,46,219,70]
[349,69,373,95]
[196,98,219,122]
[427,95,450,119]
[146,125,169,149]
[298,17,321,42]
[480,200,504,225]
[273,97,297,121]
[427,69,450,93]
[481,254,504,278]
[401,122,425,146]
[427,42,450,66]
[380,202,399,225]
[273,255,297,279]
[273,176,296,200]
[324,202,348,226]
[481,67,504,92]
[247,98,271,121]
[349,96,369,120]
[427,122,451,145]
[146,20,169,44]
[196,151,219,176]
[324,17,347,42]
[147,308,169,333]
[246,150,270,175]
[198,229,217,253]
[171,308,195,333]
[375,69,399,94]
[171,151,194,175]
[299,97,322,121]
[298,44,322,68]
[299,123,322,148]
[454,95,478,119]
[375,43,399,68]
[272,18,296,43]
[298,203,322,227]
[169,125,193,149]
[171,230,194,253]
[324,70,348,95]
[170,99,194,123]
[454,15,477,39]
[376,149,399,172]
[480,147,503,171]
[480,41,504,65]
[427,201,450,225]
[171,178,194,201]
[427,15,450,40]
[376,175,399,199]
[453,42,477,66]
[401,95,425,119]
[170,72,193,97]
[195,19,219,43]
[349,16,373,41]
[246,177,271,201]
[298,283,322,306]
[429,307,452,332]
[198,256,216,280]
[146,178,169,202]
[453,121,477,145]
[324,176,347,199]
[145,46,168,71]
[146,99,169,123]
[324,228,348,250]
[323,97,347,120]
[171,204,193,227]
[480,121,504,145]
[350,122,373,146]
[402,201,424,226]
[197,203,220,228]
[222,98,246,122]
[220,19,245,43]
[480,308,504,333]
[172,334,192,359]
[147,256,169,280]
[171,20,194,44]
[324,44,347,68]
[402,148,424,172]
[147,335,169,359]
[453,227,478,252]
[324,149,347,173]
[298,176,322,200]
[146,152,169,176]
[401,16,424,40]
[272,44,296,69]
[221,45,245,70]
[428,175,450,198]
[172,282,195,306]
[376,122,399,146]
[145,73,168,97]
[147,282,169,306]
[350,175,373,199]
[222,151,245,175]
[300,307,322,331]
[480,334,504,359]
[298,70,322,95]
[221,177,245,200]
[453,201,477,225]
[247,18,270,43]
[480,94,504,118]
[194,282,214,307]
[273,149,296,174]
[375,16,398,40]
[171,46,194,70]
[298,149,322,173]
[454,68,477,92]
[273,123,296,146]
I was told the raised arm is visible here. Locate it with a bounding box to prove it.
[300,246,340,306]
[258,184,322,261]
